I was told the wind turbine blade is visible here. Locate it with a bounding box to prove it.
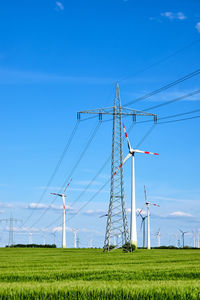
[113,153,131,176]
[123,123,131,150]
[50,193,62,197]
[64,178,72,193]
[134,149,159,155]
[151,203,160,207]
[99,214,108,218]
[144,185,147,203]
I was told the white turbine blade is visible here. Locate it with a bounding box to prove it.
[113,153,131,176]
[134,149,159,155]
[123,123,131,150]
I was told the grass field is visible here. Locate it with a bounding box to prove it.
[0,248,200,299]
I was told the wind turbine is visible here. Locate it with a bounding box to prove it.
[51,231,57,245]
[71,229,79,248]
[138,210,147,248]
[114,123,159,248]
[144,186,160,249]
[192,231,196,248]
[29,232,33,245]
[197,231,200,248]
[179,229,188,248]
[155,228,161,247]
[51,178,72,248]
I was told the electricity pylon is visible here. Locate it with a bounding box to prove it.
[78,83,157,250]
[1,216,22,246]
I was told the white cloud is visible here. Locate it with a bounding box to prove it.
[0,202,13,208]
[75,180,101,186]
[56,1,64,11]
[83,209,105,216]
[161,11,187,20]
[27,202,74,212]
[0,68,114,85]
[196,22,200,33]
[169,211,192,217]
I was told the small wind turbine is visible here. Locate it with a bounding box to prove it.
[138,210,147,248]
[192,231,196,248]
[179,229,188,248]
[197,231,200,248]
[51,231,57,245]
[144,186,160,249]
[114,123,159,247]
[29,232,33,245]
[173,233,178,248]
[155,228,161,247]
[51,178,72,248]
[71,229,79,248]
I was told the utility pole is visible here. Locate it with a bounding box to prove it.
[1,216,22,246]
[78,83,156,250]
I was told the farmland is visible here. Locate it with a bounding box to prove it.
[0,248,200,299]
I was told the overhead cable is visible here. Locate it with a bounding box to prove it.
[119,38,200,83]
[20,120,80,228]
[29,122,101,229]
[124,68,200,106]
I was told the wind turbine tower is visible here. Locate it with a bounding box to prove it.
[51,178,72,248]
[72,229,79,248]
[179,229,188,248]
[143,186,160,249]
[155,229,161,247]
[138,210,147,248]
[29,232,33,245]
[114,126,159,248]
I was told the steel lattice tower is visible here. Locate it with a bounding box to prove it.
[77,83,157,250]
[104,84,129,249]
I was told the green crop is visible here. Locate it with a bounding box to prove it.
[0,248,200,299]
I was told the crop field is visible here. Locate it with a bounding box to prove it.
[0,248,200,299]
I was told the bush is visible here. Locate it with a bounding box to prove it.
[122,242,136,252]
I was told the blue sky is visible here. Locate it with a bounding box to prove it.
[0,0,200,248]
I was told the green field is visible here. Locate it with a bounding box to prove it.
[0,248,200,299]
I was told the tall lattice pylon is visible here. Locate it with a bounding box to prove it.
[77,83,157,250]
[104,83,129,250]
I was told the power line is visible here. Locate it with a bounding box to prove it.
[62,122,101,189]
[119,38,200,83]
[158,114,200,124]
[124,68,200,106]
[31,108,200,231]
[21,121,80,228]
[136,108,200,124]
[69,122,136,208]
[43,123,137,230]
[28,122,101,229]
[44,123,158,230]
[144,90,200,111]
[135,124,156,148]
